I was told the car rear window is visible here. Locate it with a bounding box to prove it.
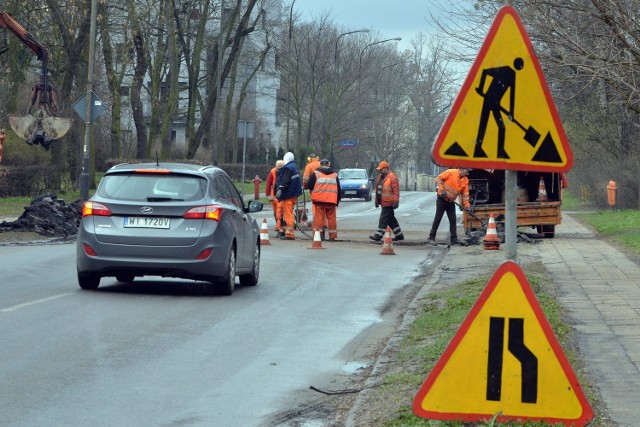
[339,170,368,179]
[97,174,206,202]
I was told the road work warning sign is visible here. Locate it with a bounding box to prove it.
[431,5,573,172]
[412,260,593,426]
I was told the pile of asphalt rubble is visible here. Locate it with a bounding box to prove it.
[0,193,83,239]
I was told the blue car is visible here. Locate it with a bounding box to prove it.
[338,168,372,201]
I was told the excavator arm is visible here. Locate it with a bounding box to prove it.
[0,10,71,149]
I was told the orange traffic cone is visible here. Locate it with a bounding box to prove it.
[483,213,500,250]
[308,229,325,249]
[381,226,396,255]
[260,218,271,246]
[535,176,549,202]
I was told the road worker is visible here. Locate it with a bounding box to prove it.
[302,153,321,189]
[307,158,341,241]
[276,152,303,240]
[428,168,471,245]
[266,159,284,237]
[369,161,404,242]
[302,153,322,228]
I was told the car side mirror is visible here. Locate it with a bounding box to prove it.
[246,200,264,213]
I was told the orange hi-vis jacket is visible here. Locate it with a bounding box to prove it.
[310,170,339,205]
[266,167,278,197]
[303,160,321,188]
[436,169,470,208]
[375,172,400,207]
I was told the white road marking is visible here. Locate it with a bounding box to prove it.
[1,293,73,313]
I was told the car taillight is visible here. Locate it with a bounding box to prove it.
[82,202,112,217]
[183,205,223,221]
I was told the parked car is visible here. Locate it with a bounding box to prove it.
[338,168,372,201]
[76,162,263,295]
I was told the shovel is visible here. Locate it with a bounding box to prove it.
[499,106,540,148]
[454,201,486,227]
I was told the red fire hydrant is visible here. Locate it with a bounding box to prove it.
[253,175,262,200]
[607,180,617,209]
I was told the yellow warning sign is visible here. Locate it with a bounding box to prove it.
[413,260,593,425]
[432,5,573,172]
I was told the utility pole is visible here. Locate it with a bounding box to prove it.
[80,0,97,200]
[214,0,225,166]
[330,28,369,165]
[285,0,296,153]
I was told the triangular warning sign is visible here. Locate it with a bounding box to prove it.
[413,261,593,426]
[431,5,573,172]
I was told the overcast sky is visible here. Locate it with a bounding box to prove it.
[293,0,446,51]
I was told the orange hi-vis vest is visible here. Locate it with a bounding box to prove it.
[376,172,400,207]
[436,169,470,207]
[310,170,339,205]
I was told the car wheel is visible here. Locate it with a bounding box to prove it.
[78,270,100,290]
[116,273,135,283]
[217,246,236,296]
[239,242,260,287]
[364,192,371,202]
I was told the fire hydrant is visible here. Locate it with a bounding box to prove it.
[253,175,262,200]
[607,180,617,209]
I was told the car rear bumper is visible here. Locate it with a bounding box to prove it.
[76,231,231,282]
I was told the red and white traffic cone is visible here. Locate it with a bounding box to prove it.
[381,226,396,255]
[308,229,325,249]
[535,177,549,202]
[260,218,271,246]
[483,213,500,250]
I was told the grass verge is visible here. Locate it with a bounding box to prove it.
[364,262,607,427]
[0,190,82,217]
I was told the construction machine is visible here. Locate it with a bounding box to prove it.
[0,10,71,150]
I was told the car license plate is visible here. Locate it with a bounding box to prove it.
[345,191,357,195]
[123,216,170,229]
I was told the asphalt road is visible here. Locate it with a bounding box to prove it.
[0,192,442,426]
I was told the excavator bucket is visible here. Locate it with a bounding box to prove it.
[9,107,71,150]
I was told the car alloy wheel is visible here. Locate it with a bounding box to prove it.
[217,247,236,296]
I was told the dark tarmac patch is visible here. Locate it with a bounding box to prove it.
[0,193,82,239]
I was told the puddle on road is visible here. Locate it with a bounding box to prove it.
[341,361,370,374]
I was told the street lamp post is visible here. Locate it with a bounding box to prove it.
[238,120,254,185]
[358,37,401,77]
[330,28,369,165]
[334,28,369,65]
[214,0,225,166]
[285,0,296,152]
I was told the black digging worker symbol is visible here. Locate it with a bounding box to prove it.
[474,57,525,159]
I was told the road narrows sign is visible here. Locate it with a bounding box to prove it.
[431,5,573,172]
[412,261,593,426]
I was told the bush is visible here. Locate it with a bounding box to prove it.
[0,165,56,197]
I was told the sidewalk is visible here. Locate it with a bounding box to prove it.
[541,213,640,425]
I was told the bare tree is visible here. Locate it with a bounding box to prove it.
[427,0,640,206]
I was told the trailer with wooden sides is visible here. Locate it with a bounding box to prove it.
[462,169,566,238]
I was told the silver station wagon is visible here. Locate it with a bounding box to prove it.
[76,162,263,295]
